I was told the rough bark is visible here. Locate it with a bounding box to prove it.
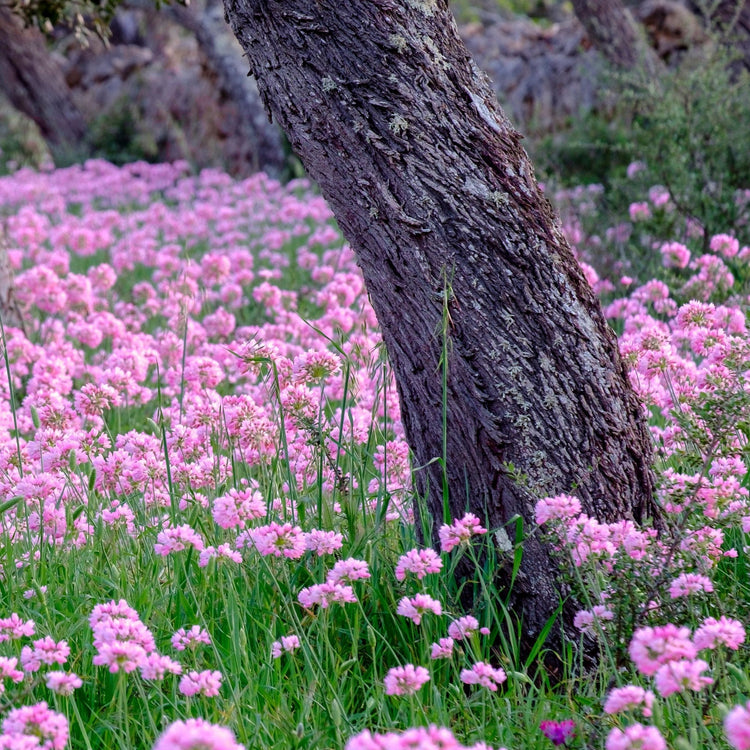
[152,0,287,177]
[0,6,87,154]
[0,223,23,331]
[222,0,658,645]
[572,0,661,74]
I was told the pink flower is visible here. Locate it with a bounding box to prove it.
[694,616,746,651]
[345,725,494,750]
[45,671,83,695]
[395,548,443,580]
[240,522,306,559]
[653,658,712,697]
[603,686,655,717]
[460,662,507,691]
[438,513,486,553]
[0,614,35,641]
[668,573,714,598]
[271,635,301,659]
[153,718,245,750]
[199,544,243,567]
[535,494,582,526]
[179,669,223,698]
[726,702,750,750]
[629,624,696,676]
[306,529,344,556]
[710,233,740,259]
[430,638,454,660]
[383,664,430,696]
[326,558,371,584]
[20,637,69,672]
[396,594,443,625]
[212,487,266,529]
[2,702,68,750]
[0,657,25,690]
[606,724,665,750]
[660,241,691,269]
[539,720,576,745]
[629,202,652,221]
[172,626,211,651]
[298,582,357,609]
[154,524,205,556]
[448,615,480,640]
[139,654,182,680]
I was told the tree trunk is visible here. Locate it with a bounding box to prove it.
[222,0,658,644]
[0,7,87,156]
[150,0,287,177]
[571,0,661,74]
[0,223,23,331]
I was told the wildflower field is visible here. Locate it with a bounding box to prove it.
[2,158,750,750]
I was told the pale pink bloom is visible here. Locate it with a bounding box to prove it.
[153,718,245,750]
[459,662,507,691]
[292,350,341,382]
[653,658,713,697]
[179,669,223,698]
[573,605,614,635]
[395,548,443,580]
[396,594,442,625]
[448,615,480,640]
[212,487,266,529]
[172,626,211,651]
[725,701,750,750]
[710,233,740,258]
[0,734,43,750]
[694,616,746,651]
[298,582,357,609]
[603,686,655,717]
[139,654,182,680]
[430,638,454,660]
[668,573,714,598]
[0,614,35,641]
[0,657,24,690]
[345,725,494,750]
[271,635,301,659]
[45,671,83,695]
[629,624,696,676]
[660,241,691,269]
[20,637,69,672]
[2,702,68,750]
[305,529,344,556]
[629,202,651,221]
[92,640,148,673]
[199,544,243,567]
[326,558,371,584]
[383,664,430,696]
[154,524,205,556]
[534,494,582,526]
[606,724,665,750]
[242,522,306,559]
[438,513,486,553]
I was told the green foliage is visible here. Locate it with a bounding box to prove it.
[0,97,50,175]
[86,97,159,166]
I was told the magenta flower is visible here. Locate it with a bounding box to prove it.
[694,616,746,651]
[383,664,430,696]
[603,685,655,717]
[653,658,713,697]
[430,638,455,660]
[139,654,182,680]
[0,614,35,641]
[271,634,301,659]
[0,657,25,690]
[326,558,371,584]
[172,626,211,651]
[153,718,245,750]
[629,624,696,676]
[298,582,357,609]
[534,494,582,526]
[540,720,576,746]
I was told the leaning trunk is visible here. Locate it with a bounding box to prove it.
[0,7,87,156]
[223,0,658,642]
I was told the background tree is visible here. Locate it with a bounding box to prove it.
[222,0,658,646]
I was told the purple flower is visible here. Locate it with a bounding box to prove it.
[540,720,576,746]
